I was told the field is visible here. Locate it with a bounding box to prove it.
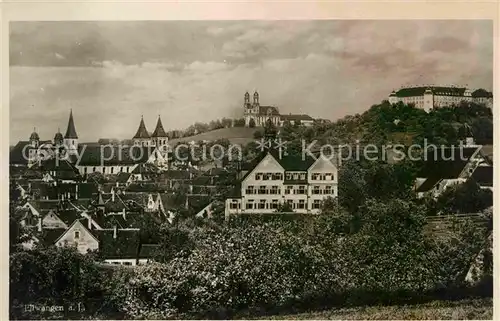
[168,127,259,146]
[250,298,493,320]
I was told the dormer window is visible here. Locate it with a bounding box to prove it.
[74,231,80,239]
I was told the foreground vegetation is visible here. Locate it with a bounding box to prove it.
[253,298,492,320]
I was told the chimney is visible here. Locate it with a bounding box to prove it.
[75,184,79,200]
[111,188,115,202]
[87,215,92,230]
[113,225,117,239]
[122,208,126,220]
[37,217,42,232]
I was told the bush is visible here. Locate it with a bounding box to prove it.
[110,199,486,319]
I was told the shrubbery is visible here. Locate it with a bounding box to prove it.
[102,199,488,319]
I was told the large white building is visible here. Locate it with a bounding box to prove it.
[388,85,493,112]
[225,150,338,217]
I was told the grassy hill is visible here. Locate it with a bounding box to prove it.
[168,127,259,146]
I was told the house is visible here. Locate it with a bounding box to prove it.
[414,144,491,198]
[225,150,338,217]
[279,114,315,127]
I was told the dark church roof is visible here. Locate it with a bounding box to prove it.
[258,106,280,116]
[151,116,167,138]
[75,145,153,166]
[133,117,151,139]
[64,110,78,139]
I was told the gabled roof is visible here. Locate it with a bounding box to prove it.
[64,110,78,139]
[133,117,150,139]
[240,150,316,182]
[10,141,30,165]
[76,145,153,166]
[40,228,67,246]
[471,166,493,187]
[93,229,141,259]
[116,172,132,183]
[417,146,479,180]
[151,116,168,138]
[39,158,81,180]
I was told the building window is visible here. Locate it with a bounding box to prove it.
[272,173,283,180]
[298,200,305,209]
[258,200,266,209]
[111,167,114,174]
[103,167,106,174]
[271,200,279,209]
[83,167,87,174]
[246,200,254,209]
[297,186,306,194]
[255,173,262,180]
[285,173,292,181]
[126,167,129,173]
[270,186,279,194]
[313,186,321,194]
[312,200,321,209]
[325,185,333,194]
[312,173,320,180]
[123,262,132,266]
[93,167,96,173]
[285,186,292,194]
[245,186,255,194]
[120,167,123,172]
[258,186,267,194]
[230,201,239,209]
[263,173,271,180]
[74,231,80,239]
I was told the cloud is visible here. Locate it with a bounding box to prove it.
[9,20,493,144]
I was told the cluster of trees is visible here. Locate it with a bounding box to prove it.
[166,118,247,139]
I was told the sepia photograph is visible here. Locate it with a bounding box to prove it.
[7,11,494,321]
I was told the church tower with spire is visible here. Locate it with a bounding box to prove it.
[133,116,152,146]
[151,115,168,148]
[64,109,79,155]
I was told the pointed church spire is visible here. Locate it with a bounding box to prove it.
[133,115,150,139]
[64,109,78,139]
[151,115,167,138]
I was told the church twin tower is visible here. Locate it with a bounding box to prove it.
[132,115,169,147]
[28,111,168,150]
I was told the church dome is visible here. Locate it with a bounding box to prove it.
[30,131,40,141]
[54,131,64,142]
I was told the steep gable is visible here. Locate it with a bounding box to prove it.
[55,220,99,254]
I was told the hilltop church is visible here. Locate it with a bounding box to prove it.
[243,91,315,127]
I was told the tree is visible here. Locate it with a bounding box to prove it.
[248,118,256,128]
[253,130,263,139]
[436,179,493,214]
[264,119,277,140]
[233,118,246,127]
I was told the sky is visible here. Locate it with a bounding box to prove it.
[9,20,493,144]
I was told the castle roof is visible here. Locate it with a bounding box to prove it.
[133,117,150,139]
[394,86,467,98]
[64,110,78,139]
[151,116,167,138]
